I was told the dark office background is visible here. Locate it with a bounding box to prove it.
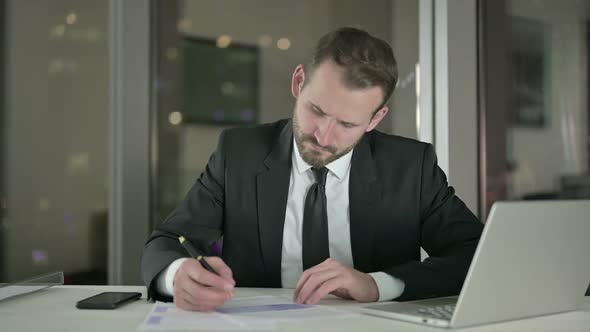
[0,0,587,298]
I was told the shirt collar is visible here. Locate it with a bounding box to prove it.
[292,138,352,180]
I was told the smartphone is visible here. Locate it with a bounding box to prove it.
[76,291,142,309]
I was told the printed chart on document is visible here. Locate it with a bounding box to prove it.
[138,295,357,331]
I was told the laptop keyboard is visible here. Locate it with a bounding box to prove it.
[413,304,456,320]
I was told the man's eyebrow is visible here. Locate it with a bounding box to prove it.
[309,101,360,127]
[309,102,326,114]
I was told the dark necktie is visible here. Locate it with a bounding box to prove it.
[302,167,330,270]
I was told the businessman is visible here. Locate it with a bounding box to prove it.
[141,27,483,312]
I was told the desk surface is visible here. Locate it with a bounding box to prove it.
[1,285,589,332]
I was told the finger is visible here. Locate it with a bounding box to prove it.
[174,293,194,311]
[293,274,309,301]
[175,290,217,312]
[296,268,341,304]
[330,287,351,299]
[183,259,234,292]
[295,259,333,288]
[296,268,340,303]
[295,259,339,300]
[174,288,208,312]
[174,275,230,311]
[205,257,235,284]
[305,277,345,304]
[178,275,230,306]
[294,259,335,296]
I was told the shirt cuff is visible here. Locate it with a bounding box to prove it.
[156,257,188,296]
[369,272,405,301]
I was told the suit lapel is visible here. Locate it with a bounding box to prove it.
[256,121,293,287]
[349,134,380,272]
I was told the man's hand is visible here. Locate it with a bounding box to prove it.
[293,258,379,304]
[173,257,235,311]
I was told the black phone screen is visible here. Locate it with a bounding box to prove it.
[76,291,142,309]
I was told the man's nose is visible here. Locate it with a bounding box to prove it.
[314,119,336,147]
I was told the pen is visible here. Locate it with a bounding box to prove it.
[178,236,219,276]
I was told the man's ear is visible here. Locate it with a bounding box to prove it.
[366,106,389,132]
[291,64,305,98]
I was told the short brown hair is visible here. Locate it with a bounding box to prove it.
[306,27,398,111]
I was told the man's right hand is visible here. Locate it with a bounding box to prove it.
[173,257,235,311]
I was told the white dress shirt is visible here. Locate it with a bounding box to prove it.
[157,139,405,301]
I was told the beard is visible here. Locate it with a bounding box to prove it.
[292,111,359,167]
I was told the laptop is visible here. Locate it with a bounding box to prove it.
[361,200,590,328]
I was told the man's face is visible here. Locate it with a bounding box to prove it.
[291,60,389,167]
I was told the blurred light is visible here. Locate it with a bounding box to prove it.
[213,109,225,122]
[66,13,77,25]
[64,61,78,73]
[51,24,66,38]
[277,38,291,50]
[221,81,235,96]
[169,111,183,125]
[166,47,178,61]
[48,59,64,74]
[64,212,73,224]
[64,212,76,235]
[39,198,50,211]
[67,153,90,174]
[258,34,272,48]
[49,58,79,75]
[32,250,48,264]
[216,35,232,48]
[177,19,192,32]
[240,109,255,122]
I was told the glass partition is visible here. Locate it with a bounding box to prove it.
[0,0,110,284]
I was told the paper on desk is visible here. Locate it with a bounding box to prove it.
[137,295,357,331]
[218,295,357,321]
[137,302,273,331]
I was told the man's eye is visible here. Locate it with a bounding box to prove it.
[341,122,355,128]
[311,108,323,116]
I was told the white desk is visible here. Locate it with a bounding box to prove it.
[1,286,589,332]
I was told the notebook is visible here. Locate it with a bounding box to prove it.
[361,200,590,328]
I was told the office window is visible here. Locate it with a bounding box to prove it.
[151,0,420,225]
[183,37,259,125]
[481,0,590,216]
[0,0,110,283]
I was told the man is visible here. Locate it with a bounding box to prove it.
[141,27,483,312]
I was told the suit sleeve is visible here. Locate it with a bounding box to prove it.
[141,130,228,301]
[384,144,483,301]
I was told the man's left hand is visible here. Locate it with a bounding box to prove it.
[293,258,379,304]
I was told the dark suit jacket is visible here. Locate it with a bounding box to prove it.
[141,119,483,302]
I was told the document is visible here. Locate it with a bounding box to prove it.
[217,295,356,321]
[138,295,357,331]
[138,303,273,331]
